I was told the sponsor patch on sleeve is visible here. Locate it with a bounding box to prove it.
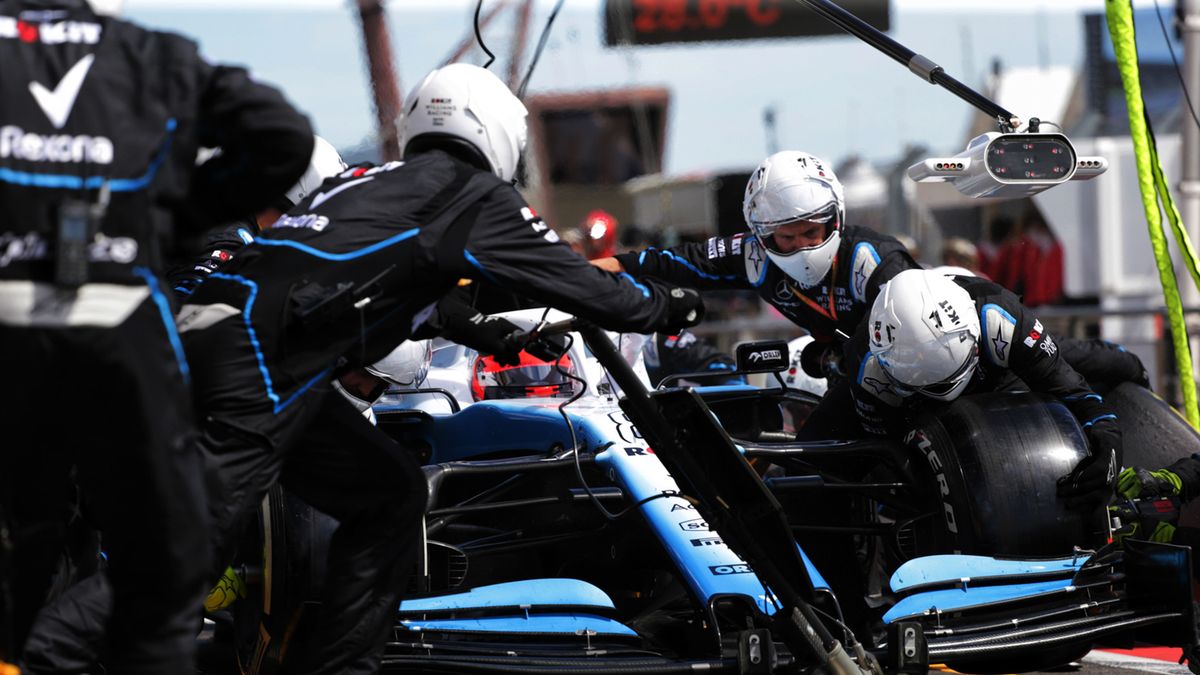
[744,238,768,287]
[858,355,906,407]
[981,303,1017,367]
[850,242,882,303]
[1023,318,1043,349]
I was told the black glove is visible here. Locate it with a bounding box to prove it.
[662,287,705,332]
[799,339,843,380]
[459,313,525,366]
[525,333,570,362]
[1057,423,1122,498]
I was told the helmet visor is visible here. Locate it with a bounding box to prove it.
[479,360,577,400]
[752,202,840,256]
[885,349,978,401]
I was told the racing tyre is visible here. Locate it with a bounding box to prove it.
[907,391,1108,556]
[1104,381,1200,469]
[232,485,337,675]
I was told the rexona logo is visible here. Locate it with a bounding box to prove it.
[748,349,782,362]
[0,125,113,165]
[271,214,330,232]
[709,564,752,576]
[0,16,102,44]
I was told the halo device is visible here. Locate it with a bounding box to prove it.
[908,131,1107,199]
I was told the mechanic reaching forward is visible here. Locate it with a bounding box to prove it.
[173,63,702,674]
[593,151,918,436]
[847,269,1121,499]
[595,150,916,344]
[0,0,313,670]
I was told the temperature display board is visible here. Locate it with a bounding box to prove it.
[603,0,890,46]
[985,135,1076,182]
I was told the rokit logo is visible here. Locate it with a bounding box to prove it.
[0,16,102,44]
[0,126,113,165]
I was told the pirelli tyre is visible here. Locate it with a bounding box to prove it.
[233,485,337,675]
[1104,381,1200,470]
[905,391,1108,557]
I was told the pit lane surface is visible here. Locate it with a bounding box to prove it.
[196,642,1191,675]
[1064,649,1190,675]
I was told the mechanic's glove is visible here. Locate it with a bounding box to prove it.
[205,566,247,613]
[799,339,832,380]
[1057,450,1116,499]
[1110,511,1177,547]
[1116,466,1183,500]
[662,287,705,332]
[465,314,526,366]
[525,333,570,362]
[1057,416,1122,499]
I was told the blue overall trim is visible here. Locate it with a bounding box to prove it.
[856,352,872,387]
[254,227,418,261]
[174,285,193,297]
[853,241,882,266]
[1064,393,1103,402]
[647,248,741,282]
[617,272,650,298]
[1082,413,1118,427]
[0,118,177,192]
[207,272,332,414]
[236,228,255,244]
[132,266,190,384]
[463,249,499,283]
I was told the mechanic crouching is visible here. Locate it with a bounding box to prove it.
[846,268,1122,500]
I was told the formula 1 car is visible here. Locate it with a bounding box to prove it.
[225,310,1198,675]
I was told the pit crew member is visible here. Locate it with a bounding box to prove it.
[0,0,312,669]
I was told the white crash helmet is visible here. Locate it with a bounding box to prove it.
[365,340,433,388]
[284,135,348,208]
[86,0,124,15]
[743,151,845,289]
[868,269,980,402]
[399,63,528,183]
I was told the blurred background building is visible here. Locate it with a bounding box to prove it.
[128,0,1200,398]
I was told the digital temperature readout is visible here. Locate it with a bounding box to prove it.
[985,135,1076,182]
[603,0,889,46]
